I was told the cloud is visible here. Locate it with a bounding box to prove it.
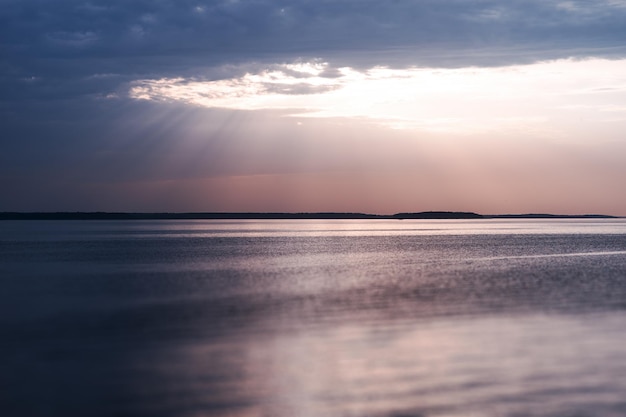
[129,62,345,110]
[129,58,626,134]
[3,0,626,125]
[3,0,626,105]
[5,0,626,130]
[45,30,100,47]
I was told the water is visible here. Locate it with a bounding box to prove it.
[2,219,626,417]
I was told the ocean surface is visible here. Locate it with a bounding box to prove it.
[2,219,626,417]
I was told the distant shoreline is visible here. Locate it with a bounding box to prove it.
[0,211,619,220]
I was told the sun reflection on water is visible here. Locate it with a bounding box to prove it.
[147,313,626,417]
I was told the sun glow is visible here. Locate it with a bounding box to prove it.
[129,58,626,134]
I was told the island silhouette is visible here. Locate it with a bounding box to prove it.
[0,211,618,220]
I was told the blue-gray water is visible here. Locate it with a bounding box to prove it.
[2,219,626,417]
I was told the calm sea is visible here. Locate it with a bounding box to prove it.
[2,219,626,417]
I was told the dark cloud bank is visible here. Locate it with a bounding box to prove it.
[4,0,626,101]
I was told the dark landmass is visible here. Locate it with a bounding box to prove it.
[0,211,619,220]
[394,211,483,219]
[0,212,385,220]
[484,213,618,219]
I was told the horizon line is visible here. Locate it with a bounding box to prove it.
[0,211,621,220]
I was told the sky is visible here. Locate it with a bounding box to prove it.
[3,0,626,215]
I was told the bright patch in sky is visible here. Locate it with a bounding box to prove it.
[130,58,626,134]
